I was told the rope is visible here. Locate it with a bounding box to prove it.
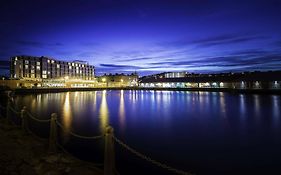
[56,121,104,140]
[26,126,48,141]
[26,111,51,123]
[56,142,104,167]
[113,136,193,175]
[8,106,21,115]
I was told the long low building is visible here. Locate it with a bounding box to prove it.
[140,71,281,90]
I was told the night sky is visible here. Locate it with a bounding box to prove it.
[0,0,281,76]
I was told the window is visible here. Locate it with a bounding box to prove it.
[51,60,55,64]
[36,62,40,66]
[14,61,16,65]
[72,63,74,66]
[69,66,72,69]
[47,60,50,63]
[15,57,18,61]
[42,70,47,74]
[36,66,40,70]
[25,65,28,69]
[57,64,60,68]
[25,60,29,64]
[42,75,47,78]
[31,70,35,73]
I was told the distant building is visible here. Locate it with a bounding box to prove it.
[10,56,95,80]
[140,71,281,90]
[97,73,138,87]
[163,72,188,78]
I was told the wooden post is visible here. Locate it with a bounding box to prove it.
[49,113,58,153]
[20,106,27,132]
[104,126,115,175]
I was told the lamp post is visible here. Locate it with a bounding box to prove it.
[102,78,107,87]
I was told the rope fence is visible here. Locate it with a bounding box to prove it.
[1,101,194,175]
[113,136,192,175]
[56,121,104,140]
[26,111,51,123]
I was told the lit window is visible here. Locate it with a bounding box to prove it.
[72,63,74,66]
[69,66,72,69]
[48,71,50,74]
[47,60,50,63]
[31,70,35,73]
[25,65,28,69]
[36,62,40,66]
[42,70,47,74]
[15,57,18,61]
[57,64,60,68]
[42,75,47,78]
[25,60,29,64]
[51,60,55,64]
[14,61,16,65]
[36,66,40,70]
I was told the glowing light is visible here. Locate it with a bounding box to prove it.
[64,76,69,80]
[99,90,109,132]
[102,78,106,82]
[62,92,72,140]
[119,90,125,130]
[120,79,124,82]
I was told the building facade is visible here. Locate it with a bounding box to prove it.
[10,56,95,81]
[97,73,138,87]
[140,71,281,90]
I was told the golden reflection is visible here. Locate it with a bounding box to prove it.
[62,92,72,141]
[99,90,109,132]
[93,91,97,113]
[119,90,125,130]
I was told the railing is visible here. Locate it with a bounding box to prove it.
[0,99,193,175]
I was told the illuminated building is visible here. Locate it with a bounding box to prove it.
[10,56,95,80]
[98,73,138,87]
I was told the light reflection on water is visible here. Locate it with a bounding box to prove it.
[12,90,281,175]
[99,90,109,133]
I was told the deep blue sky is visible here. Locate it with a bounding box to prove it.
[0,0,281,76]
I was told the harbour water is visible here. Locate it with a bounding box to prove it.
[6,90,281,175]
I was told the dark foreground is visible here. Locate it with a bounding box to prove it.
[0,117,102,175]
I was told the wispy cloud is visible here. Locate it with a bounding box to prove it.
[16,40,63,48]
[0,60,10,69]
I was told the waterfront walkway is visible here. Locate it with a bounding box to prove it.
[0,117,103,175]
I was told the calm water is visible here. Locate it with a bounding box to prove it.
[6,90,281,174]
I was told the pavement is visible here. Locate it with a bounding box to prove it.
[0,117,103,175]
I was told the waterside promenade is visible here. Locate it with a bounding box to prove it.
[0,117,103,175]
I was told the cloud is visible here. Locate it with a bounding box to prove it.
[147,51,281,72]
[100,63,142,69]
[119,57,153,62]
[157,33,267,49]
[16,40,64,48]
[0,60,10,69]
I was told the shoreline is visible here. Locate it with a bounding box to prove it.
[6,87,281,95]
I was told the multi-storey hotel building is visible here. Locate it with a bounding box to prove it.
[9,55,95,88]
[10,56,95,80]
